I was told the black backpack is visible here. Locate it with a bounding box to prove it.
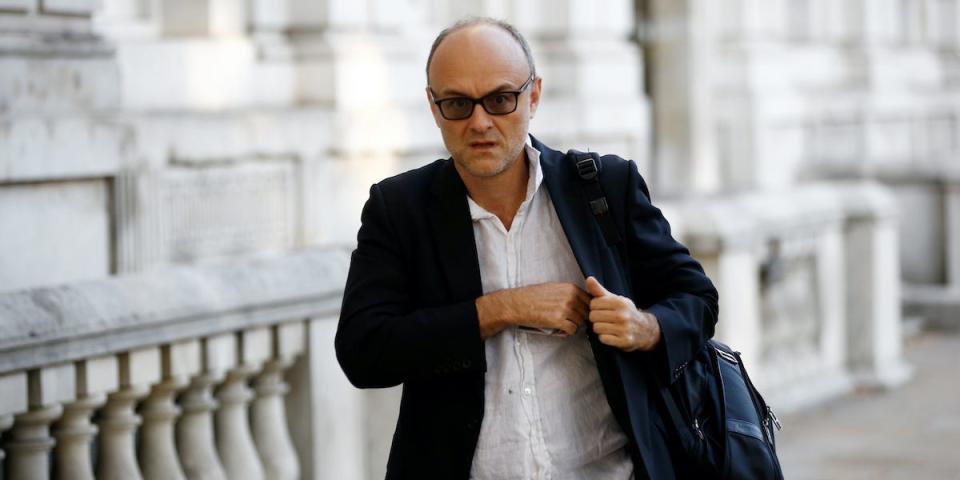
[569,149,784,479]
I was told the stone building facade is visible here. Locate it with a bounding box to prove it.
[0,0,955,478]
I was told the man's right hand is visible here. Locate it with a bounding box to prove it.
[475,282,591,339]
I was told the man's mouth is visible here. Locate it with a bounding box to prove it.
[469,141,497,149]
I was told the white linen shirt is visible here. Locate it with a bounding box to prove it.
[468,143,633,480]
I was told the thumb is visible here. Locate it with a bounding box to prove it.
[585,276,609,297]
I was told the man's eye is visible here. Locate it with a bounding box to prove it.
[450,98,471,108]
[490,94,509,104]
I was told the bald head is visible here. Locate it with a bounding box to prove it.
[426,17,536,86]
[422,17,542,187]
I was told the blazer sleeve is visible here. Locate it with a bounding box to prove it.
[621,160,719,384]
[335,183,486,389]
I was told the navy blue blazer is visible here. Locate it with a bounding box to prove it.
[336,135,719,479]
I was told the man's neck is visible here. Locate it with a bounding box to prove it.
[458,151,530,231]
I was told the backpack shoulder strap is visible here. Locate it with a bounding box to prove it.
[567,149,622,248]
[568,147,692,438]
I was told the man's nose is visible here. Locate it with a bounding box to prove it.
[467,105,494,132]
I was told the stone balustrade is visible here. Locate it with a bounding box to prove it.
[661,180,912,412]
[0,246,351,479]
[815,162,960,330]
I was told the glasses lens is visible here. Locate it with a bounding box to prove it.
[441,98,473,120]
[482,93,518,115]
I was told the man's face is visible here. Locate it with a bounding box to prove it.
[426,25,541,181]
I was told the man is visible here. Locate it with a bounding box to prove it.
[335,17,718,479]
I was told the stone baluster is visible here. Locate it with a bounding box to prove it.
[52,355,118,480]
[53,396,105,480]
[139,341,200,480]
[97,348,161,480]
[215,328,269,480]
[177,373,226,480]
[0,372,28,472]
[177,334,232,480]
[4,364,75,479]
[251,322,305,480]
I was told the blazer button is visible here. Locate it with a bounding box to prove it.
[466,418,480,431]
[461,360,472,368]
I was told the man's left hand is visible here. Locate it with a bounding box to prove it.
[585,276,661,352]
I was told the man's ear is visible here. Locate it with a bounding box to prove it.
[426,87,443,128]
[528,77,542,119]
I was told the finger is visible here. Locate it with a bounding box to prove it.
[589,307,629,324]
[567,304,589,326]
[585,276,610,298]
[559,319,579,336]
[598,333,627,349]
[589,309,611,324]
[591,321,621,336]
[589,295,627,312]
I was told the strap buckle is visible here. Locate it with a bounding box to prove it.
[575,156,599,181]
[716,348,739,365]
[589,198,609,215]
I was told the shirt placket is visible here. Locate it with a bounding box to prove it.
[509,202,553,480]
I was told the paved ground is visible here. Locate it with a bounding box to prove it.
[777,332,960,479]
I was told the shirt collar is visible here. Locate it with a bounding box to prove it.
[467,141,543,221]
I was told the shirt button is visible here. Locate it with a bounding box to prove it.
[522,386,532,396]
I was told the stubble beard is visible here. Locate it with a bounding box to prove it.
[455,140,526,180]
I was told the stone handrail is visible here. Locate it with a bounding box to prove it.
[0,246,352,479]
[0,247,350,372]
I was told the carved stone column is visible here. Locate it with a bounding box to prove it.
[97,387,146,480]
[646,0,721,193]
[215,327,272,480]
[52,395,106,480]
[4,405,63,479]
[140,380,186,480]
[843,183,912,389]
[251,359,299,480]
[52,355,118,480]
[250,322,305,480]
[0,372,28,471]
[139,341,198,480]
[97,349,161,480]
[215,365,265,480]
[5,365,74,480]
[177,373,227,480]
[177,335,233,480]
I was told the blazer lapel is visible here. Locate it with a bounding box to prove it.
[534,136,609,288]
[427,159,484,302]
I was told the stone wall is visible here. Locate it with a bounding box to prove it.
[1,0,649,292]
[641,0,960,329]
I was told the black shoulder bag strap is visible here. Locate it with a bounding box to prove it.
[568,149,622,249]
[567,148,696,446]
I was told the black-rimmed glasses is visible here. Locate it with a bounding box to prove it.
[430,75,534,121]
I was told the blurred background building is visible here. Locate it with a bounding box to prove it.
[0,0,957,478]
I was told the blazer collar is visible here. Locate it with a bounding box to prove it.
[532,135,608,286]
[425,134,610,300]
